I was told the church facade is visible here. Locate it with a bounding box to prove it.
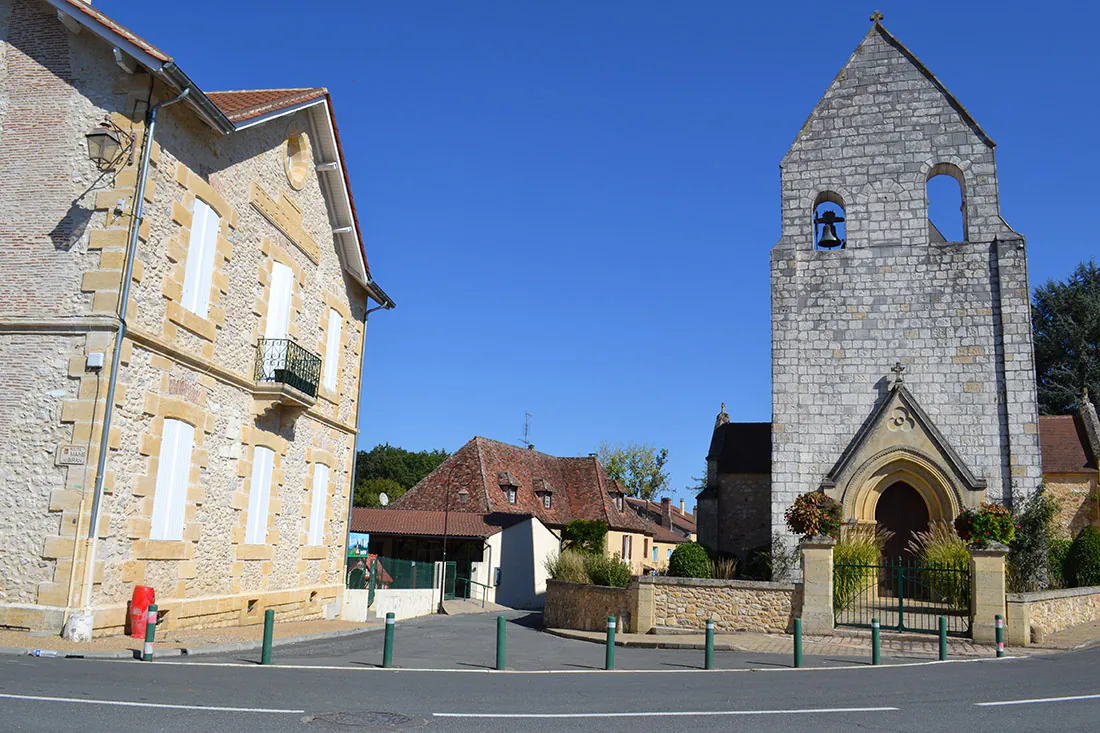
[698,19,1043,566]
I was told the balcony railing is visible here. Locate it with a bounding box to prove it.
[254,338,322,399]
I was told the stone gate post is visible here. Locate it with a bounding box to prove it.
[969,542,1009,643]
[800,535,836,633]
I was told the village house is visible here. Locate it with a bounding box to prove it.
[1039,397,1100,539]
[353,437,684,609]
[0,0,393,638]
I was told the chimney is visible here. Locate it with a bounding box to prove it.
[527,444,534,450]
[660,497,672,529]
[679,498,685,515]
[692,504,697,518]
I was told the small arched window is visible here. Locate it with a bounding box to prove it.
[813,191,846,250]
[926,164,967,243]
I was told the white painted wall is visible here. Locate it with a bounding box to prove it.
[341,588,437,621]
[341,589,370,622]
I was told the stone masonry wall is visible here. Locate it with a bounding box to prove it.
[645,576,800,633]
[770,25,1042,560]
[716,473,771,560]
[543,579,633,632]
[1045,473,1097,540]
[1008,586,1100,645]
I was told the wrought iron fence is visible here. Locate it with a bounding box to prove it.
[834,557,971,636]
[254,338,322,398]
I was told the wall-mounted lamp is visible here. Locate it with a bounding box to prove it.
[85,118,133,170]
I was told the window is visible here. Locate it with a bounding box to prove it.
[613,494,623,511]
[667,548,673,560]
[322,308,342,391]
[150,418,195,541]
[505,487,517,504]
[652,546,658,563]
[180,200,219,318]
[541,493,551,509]
[621,534,632,560]
[308,463,329,546]
[644,538,649,560]
[265,262,293,340]
[245,446,275,545]
[812,191,846,250]
[926,163,967,243]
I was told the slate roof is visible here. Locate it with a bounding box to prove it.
[350,508,525,539]
[391,437,655,535]
[1040,415,1097,473]
[708,422,772,475]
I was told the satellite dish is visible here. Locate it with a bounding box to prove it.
[379,492,389,507]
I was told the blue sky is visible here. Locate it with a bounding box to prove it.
[98,1,1099,506]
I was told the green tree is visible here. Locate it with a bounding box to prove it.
[1033,260,1100,414]
[354,477,406,508]
[687,462,708,494]
[353,444,449,506]
[595,441,670,501]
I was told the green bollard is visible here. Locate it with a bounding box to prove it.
[142,604,158,662]
[605,616,616,670]
[261,609,274,665]
[938,616,947,661]
[871,617,881,666]
[995,614,1005,658]
[383,612,395,668]
[793,618,803,668]
[704,618,715,670]
[496,615,506,670]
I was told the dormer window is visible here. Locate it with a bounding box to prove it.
[457,488,469,504]
[613,493,624,512]
[534,478,552,510]
[540,493,552,509]
[504,486,517,504]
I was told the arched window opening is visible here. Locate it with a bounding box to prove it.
[926,165,967,243]
[813,192,846,250]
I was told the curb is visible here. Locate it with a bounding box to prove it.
[0,624,382,661]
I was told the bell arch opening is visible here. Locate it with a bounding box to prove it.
[926,163,968,243]
[813,191,846,250]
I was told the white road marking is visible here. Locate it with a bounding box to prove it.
[434,706,899,718]
[976,693,1100,707]
[0,692,304,714]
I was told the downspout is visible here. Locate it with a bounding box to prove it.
[64,87,191,641]
[341,286,394,611]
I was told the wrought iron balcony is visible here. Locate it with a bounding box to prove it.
[254,338,322,400]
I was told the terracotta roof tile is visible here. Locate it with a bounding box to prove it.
[624,497,697,535]
[391,437,658,534]
[350,508,523,538]
[206,88,328,123]
[1040,415,1097,473]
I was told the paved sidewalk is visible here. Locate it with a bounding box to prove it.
[0,617,380,658]
[547,627,1013,659]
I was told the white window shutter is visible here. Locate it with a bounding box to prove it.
[150,419,194,541]
[180,201,219,318]
[246,446,275,544]
[322,309,342,391]
[309,464,329,546]
[265,263,293,340]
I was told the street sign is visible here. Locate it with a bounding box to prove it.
[55,445,87,466]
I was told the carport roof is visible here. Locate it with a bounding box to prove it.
[350,508,527,539]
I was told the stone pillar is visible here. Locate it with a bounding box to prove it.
[800,535,835,633]
[631,579,655,634]
[970,543,1009,643]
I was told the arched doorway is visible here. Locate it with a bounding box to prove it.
[874,481,930,563]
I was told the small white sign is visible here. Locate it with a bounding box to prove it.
[56,445,87,466]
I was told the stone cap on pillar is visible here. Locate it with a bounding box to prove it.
[800,535,837,548]
[968,541,1010,557]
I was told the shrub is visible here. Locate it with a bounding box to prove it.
[561,520,608,556]
[785,492,842,538]
[832,525,889,613]
[709,556,739,580]
[1007,491,1059,592]
[584,553,631,588]
[544,549,589,584]
[744,534,799,581]
[668,542,712,578]
[1065,526,1100,588]
[907,521,970,608]
[1049,538,1072,589]
[955,503,1016,547]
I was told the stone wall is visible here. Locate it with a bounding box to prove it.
[543,580,634,632]
[644,576,800,633]
[715,473,771,561]
[1007,586,1100,646]
[1044,473,1097,540]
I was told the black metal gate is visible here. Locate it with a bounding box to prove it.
[833,557,971,636]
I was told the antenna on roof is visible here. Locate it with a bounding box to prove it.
[521,412,533,449]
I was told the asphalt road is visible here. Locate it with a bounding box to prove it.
[1,613,1097,732]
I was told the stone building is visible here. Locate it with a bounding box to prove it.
[699,17,1043,565]
[1039,395,1100,539]
[0,0,393,635]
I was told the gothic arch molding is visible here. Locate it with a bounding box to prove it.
[840,446,962,525]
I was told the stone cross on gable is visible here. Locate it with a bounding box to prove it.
[890,361,905,385]
[870,10,884,22]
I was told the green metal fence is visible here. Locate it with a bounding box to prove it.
[369,557,436,592]
[834,557,971,636]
